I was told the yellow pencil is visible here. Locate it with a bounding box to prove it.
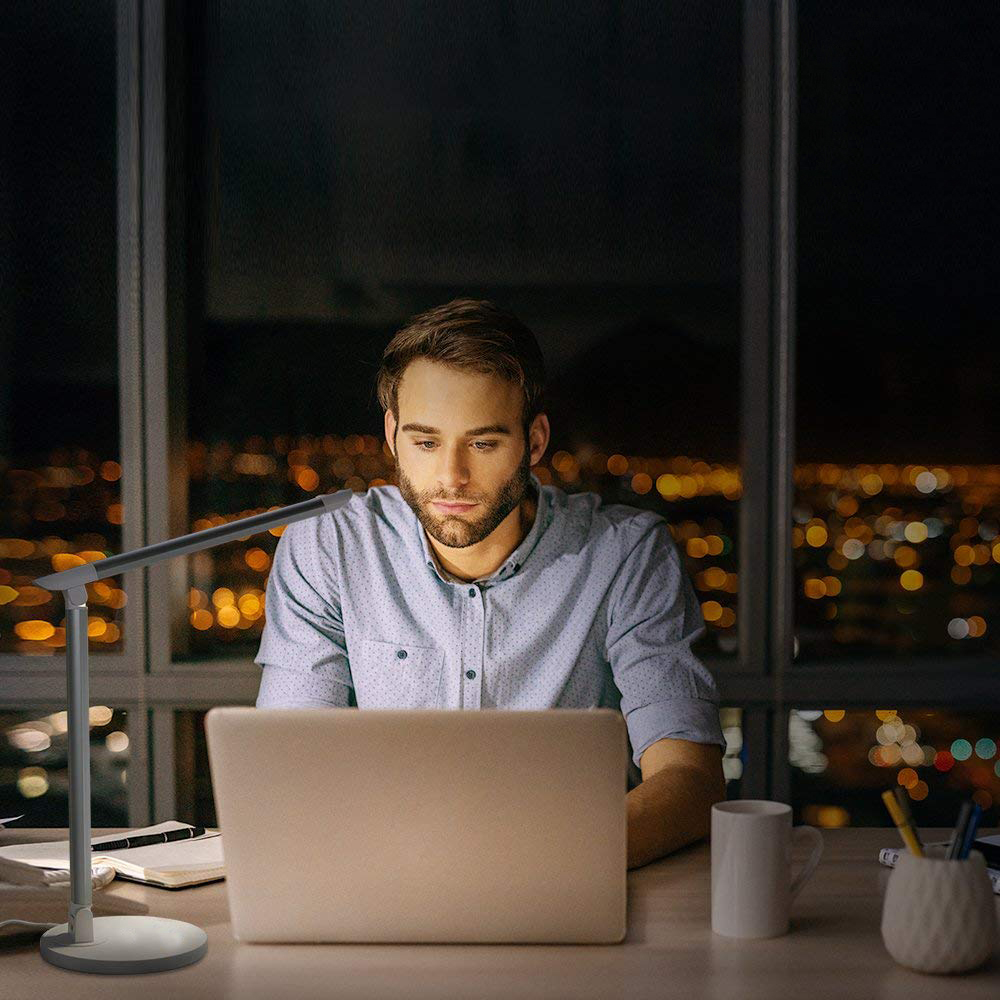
[882,789,924,856]
[891,785,925,850]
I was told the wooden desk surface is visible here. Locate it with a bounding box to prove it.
[2,826,998,998]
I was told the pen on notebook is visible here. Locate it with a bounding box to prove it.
[957,803,983,861]
[881,789,923,856]
[91,825,206,852]
[891,785,924,851]
[946,800,974,860]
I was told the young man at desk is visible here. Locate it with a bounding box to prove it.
[254,298,727,870]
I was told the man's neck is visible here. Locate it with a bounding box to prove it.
[429,483,537,583]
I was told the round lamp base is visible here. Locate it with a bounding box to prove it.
[40,915,207,975]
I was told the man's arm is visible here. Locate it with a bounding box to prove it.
[254,517,354,708]
[626,737,726,870]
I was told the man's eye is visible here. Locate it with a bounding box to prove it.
[414,441,497,451]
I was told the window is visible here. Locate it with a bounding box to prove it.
[794,2,998,662]
[176,3,743,665]
[0,707,129,828]
[790,708,999,828]
[176,706,745,827]
[0,2,123,658]
[11,3,992,828]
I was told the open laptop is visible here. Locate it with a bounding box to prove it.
[204,706,628,944]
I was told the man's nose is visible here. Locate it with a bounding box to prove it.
[437,445,470,490]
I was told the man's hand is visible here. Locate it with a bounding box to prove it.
[626,738,726,870]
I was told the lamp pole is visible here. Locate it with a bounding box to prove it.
[32,490,353,974]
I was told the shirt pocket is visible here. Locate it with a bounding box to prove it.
[352,637,445,709]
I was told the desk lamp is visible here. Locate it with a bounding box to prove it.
[31,489,353,973]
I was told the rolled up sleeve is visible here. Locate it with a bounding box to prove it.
[254,517,353,708]
[604,514,726,769]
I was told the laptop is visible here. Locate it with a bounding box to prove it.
[204,706,628,944]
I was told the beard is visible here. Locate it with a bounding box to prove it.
[395,441,533,549]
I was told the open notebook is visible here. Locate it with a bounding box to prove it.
[0,821,224,890]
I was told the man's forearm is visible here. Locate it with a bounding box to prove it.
[626,765,726,870]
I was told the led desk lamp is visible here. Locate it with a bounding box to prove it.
[31,489,353,974]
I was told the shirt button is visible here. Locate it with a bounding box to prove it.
[468,588,476,598]
[396,649,407,659]
[465,669,476,679]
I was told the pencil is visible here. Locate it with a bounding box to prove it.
[957,803,983,861]
[882,788,924,856]
[946,801,974,860]
[891,785,925,851]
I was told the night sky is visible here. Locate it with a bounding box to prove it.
[3,2,997,465]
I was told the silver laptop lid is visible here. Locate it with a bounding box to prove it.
[205,707,628,944]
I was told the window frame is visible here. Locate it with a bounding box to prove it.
[2,0,993,827]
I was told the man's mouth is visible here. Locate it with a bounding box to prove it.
[433,500,478,513]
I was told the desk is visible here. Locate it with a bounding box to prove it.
[2,826,998,998]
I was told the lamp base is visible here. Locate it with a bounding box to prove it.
[39,915,207,974]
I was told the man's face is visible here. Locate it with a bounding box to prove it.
[387,358,533,549]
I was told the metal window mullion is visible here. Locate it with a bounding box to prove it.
[740,0,774,686]
[142,0,190,687]
[118,0,151,829]
[739,708,770,799]
[741,0,797,802]
[152,706,176,822]
[741,0,778,795]
[768,0,797,807]
[138,0,193,823]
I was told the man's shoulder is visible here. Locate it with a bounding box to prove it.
[547,482,668,556]
[282,484,412,549]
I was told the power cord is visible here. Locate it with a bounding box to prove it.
[1,862,115,933]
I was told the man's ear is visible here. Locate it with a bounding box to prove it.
[528,413,550,466]
[384,409,396,458]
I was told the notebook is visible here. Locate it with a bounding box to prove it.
[0,821,224,890]
[877,836,1000,895]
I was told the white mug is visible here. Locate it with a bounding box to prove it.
[711,799,823,938]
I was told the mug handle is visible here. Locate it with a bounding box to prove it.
[789,824,824,903]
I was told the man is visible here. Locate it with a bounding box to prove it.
[255,298,727,869]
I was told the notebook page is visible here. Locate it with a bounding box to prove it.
[0,821,220,870]
[96,834,224,876]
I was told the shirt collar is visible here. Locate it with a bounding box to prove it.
[418,470,550,586]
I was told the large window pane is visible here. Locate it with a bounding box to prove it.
[0,3,123,656]
[0,707,129,827]
[794,3,999,660]
[789,707,999,829]
[177,705,744,826]
[177,2,742,665]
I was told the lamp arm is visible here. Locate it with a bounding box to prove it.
[33,490,353,591]
[33,488,354,948]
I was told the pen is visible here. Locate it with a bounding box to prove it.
[91,825,206,853]
[957,803,983,861]
[946,801,974,859]
[891,786,925,852]
[881,789,923,857]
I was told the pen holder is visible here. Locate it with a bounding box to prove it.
[881,844,998,974]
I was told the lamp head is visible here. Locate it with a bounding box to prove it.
[33,562,100,592]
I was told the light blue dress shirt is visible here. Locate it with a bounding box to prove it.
[254,470,726,789]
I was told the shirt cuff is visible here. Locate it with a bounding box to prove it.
[256,663,352,709]
[625,697,727,770]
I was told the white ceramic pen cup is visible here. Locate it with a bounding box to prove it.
[881,843,998,974]
[711,799,824,939]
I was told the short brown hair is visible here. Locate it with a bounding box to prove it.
[375,298,547,432]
